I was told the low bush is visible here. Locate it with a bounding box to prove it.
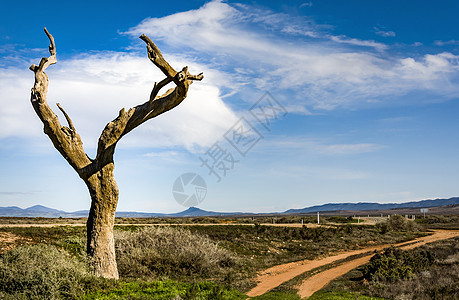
[308,290,384,300]
[415,215,459,229]
[325,216,357,224]
[0,244,92,299]
[363,246,435,282]
[115,226,237,279]
[376,214,422,233]
[362,237,459,299]
[250,290,301,300]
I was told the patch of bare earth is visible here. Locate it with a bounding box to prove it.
[0,232,31,252]
[247,230,459,298]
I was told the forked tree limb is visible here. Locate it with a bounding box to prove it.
[30,28,91,178]
[31,28,203,174]
[95,35,204,165]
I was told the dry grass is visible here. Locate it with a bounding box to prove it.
[0,244,93,299]
[115,226,237,281]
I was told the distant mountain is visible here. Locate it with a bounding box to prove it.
[0,205,67,217]
[284,197,459,214]
[1,197,458,218]
[0,205,239,218]
[0,206,24,216]
[116,207,241,218]
[171,207,241,217]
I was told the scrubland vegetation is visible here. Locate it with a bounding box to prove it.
[0,214,457,299]
[311,236,459,300]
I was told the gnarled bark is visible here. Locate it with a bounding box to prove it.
[30,28,203,279]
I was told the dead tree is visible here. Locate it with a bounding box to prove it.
[29,28,203,279]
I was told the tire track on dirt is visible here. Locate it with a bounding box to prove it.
[247,230,459,298]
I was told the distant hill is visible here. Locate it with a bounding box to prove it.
[0,205,68,217]
[1,197,458,218]
[284,197,459,214]
[0,205,240,218]
[171,207,242,217]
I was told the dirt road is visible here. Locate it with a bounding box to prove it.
[3,222,456,299]
[247,230,459,298]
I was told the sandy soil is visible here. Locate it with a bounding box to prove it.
[0,231,27,252]
[247,230,459,298]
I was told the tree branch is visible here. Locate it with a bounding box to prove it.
[139,35,178,82]
[56,103,76,132]
[150,77,172,102]
[30,28,92,178]
[95,35,204,165]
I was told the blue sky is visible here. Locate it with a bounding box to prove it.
[1,0,458,213]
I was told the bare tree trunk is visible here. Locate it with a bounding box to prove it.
[85,164,119,279]
[29,28,203,279]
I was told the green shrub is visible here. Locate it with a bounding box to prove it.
[361,237,459,299]
[0,244,91,299]
[325,216,357,224]
[115,226,236,279]
[308,290,384,300]
[376,214,422,233]
[250,291,301,299]
[363,247,435,282]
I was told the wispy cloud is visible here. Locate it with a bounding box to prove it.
[435,40,459,46]
[267,164,371,180]
[374,27,396,37]
[2,0,459,150]
[299,2,313,8]
[377,116,413,123]
[0,51,238,151]
[124,0,459,112]
[263,137,385,156]
[329,35,387,50]
[0,191,35,195]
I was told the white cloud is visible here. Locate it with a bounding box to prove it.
[0,51,238,152]
[314,143,385,155]
[328,35,387,51]
[434,40,459,46]
[124,0,459,112]
[396,52,459,88]
[2,0,459,149]
[300,2,313,8]
[374,27,396,37]
[264,137,385,156]
[0,68,43,138]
